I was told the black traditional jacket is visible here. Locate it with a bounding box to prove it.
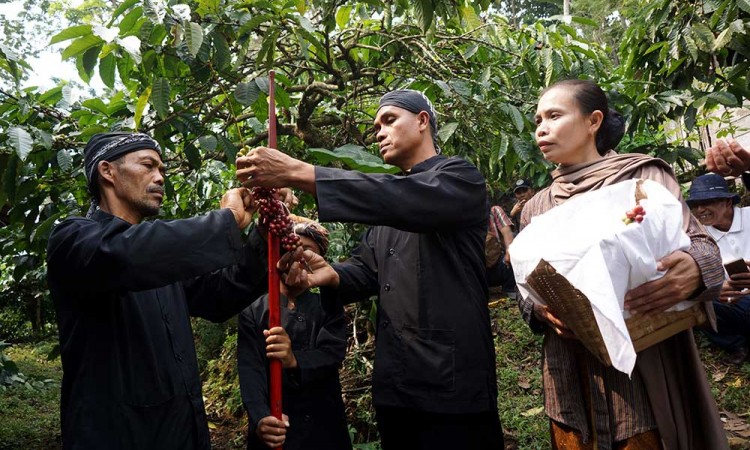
[238,291,351,450]
[47,208,267,450]
[315,155,497,414]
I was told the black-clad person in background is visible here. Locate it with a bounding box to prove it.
[238,216,352,450]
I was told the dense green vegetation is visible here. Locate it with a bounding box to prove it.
[2,0,750,447]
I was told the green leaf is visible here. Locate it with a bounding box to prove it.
[707,91,738,106]
[3,154,18,203]
[691,23,715,52]
[463,43,478,58]
[414,0,434,33]
[714,27,734,51]
[336,6,352,29]
[274,85,291,109]
[151,77,171,119]
[184,22,204,57]
[683,35,699,62]
[570,16,598,27]
[295,0,306,14]
[183,142,202,169]
[739,0,750,13]
[82,98,109,115]
[81,45,101,79]
[99,53,116,88]
[38,86,63,105]
[255,77,269,94]
[217,134,238,162]
[195,0,220,17]
[8,127,33,160]
[109,0,139,25]
[506,104,525,133]
[307,146,400,174]
[31,213,61,243]
[57,149,73,172]
[212,31,231,70]
[61,34,104,60]
[459,5,482,30]
[198,135,217,151]
[50,25,92,45]
[134,86,152,129]
[256,28,279,69]
[437,122,459,142]
[235,81,260,106]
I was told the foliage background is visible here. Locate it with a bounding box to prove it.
[2,0,750,447]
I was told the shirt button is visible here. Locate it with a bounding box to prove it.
[304,415,311,422]
[388,248,395,256]
[382,320,389,328]
[297,316,304,322]
[384,283,391,291]
[175,353,183,362]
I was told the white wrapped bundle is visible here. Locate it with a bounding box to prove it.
[510,179,690,375]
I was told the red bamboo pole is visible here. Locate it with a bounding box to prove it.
[266,70,283,431]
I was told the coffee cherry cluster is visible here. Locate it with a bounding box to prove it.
[622,203,646,225]
[251,186,301,251]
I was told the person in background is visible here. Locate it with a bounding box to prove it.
[486,204,516,296]
[519,79,726,450]
[238,215,351,450]
[47,132,274,449]
[687,173,750,365]
[236,89,504,449]
[509,179,535,229]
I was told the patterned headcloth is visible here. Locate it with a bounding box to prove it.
[83,132,161,217]
[289,214,330,257]
[378,89,440,153]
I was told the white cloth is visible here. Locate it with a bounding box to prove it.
[510,179,690,375]
[706,206,750,269]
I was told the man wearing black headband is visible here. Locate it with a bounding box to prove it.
[47,132,271,449]
[237,90,504,449]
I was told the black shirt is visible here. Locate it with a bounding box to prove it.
[315,155,498,414]
[47,208,268,450]
[238,291,351,450]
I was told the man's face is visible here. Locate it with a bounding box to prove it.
[689,198,734,227]
[108,149,165,219]
[514,187,534,202]
[373,106,425,169]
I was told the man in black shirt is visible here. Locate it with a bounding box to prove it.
[47,132,272,449]
[237,90,504,449]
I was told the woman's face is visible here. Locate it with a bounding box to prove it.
[534,87,602,166]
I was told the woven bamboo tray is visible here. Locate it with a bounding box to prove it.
[527,259,707,367]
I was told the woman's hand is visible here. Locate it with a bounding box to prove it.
[534,304,576,339]
[624,251,701,315]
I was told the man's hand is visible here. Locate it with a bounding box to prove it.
[533,304,576,339]
[278,247,340,298]
[236,147,315,193]
[624,251,701,315]
[264,327,297,368]
[705,138,750,177]
[277,188,299,209]
[510,200,526,217]
[256,414,289,448]
[220,187,255,229]
[719,268,750,303]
